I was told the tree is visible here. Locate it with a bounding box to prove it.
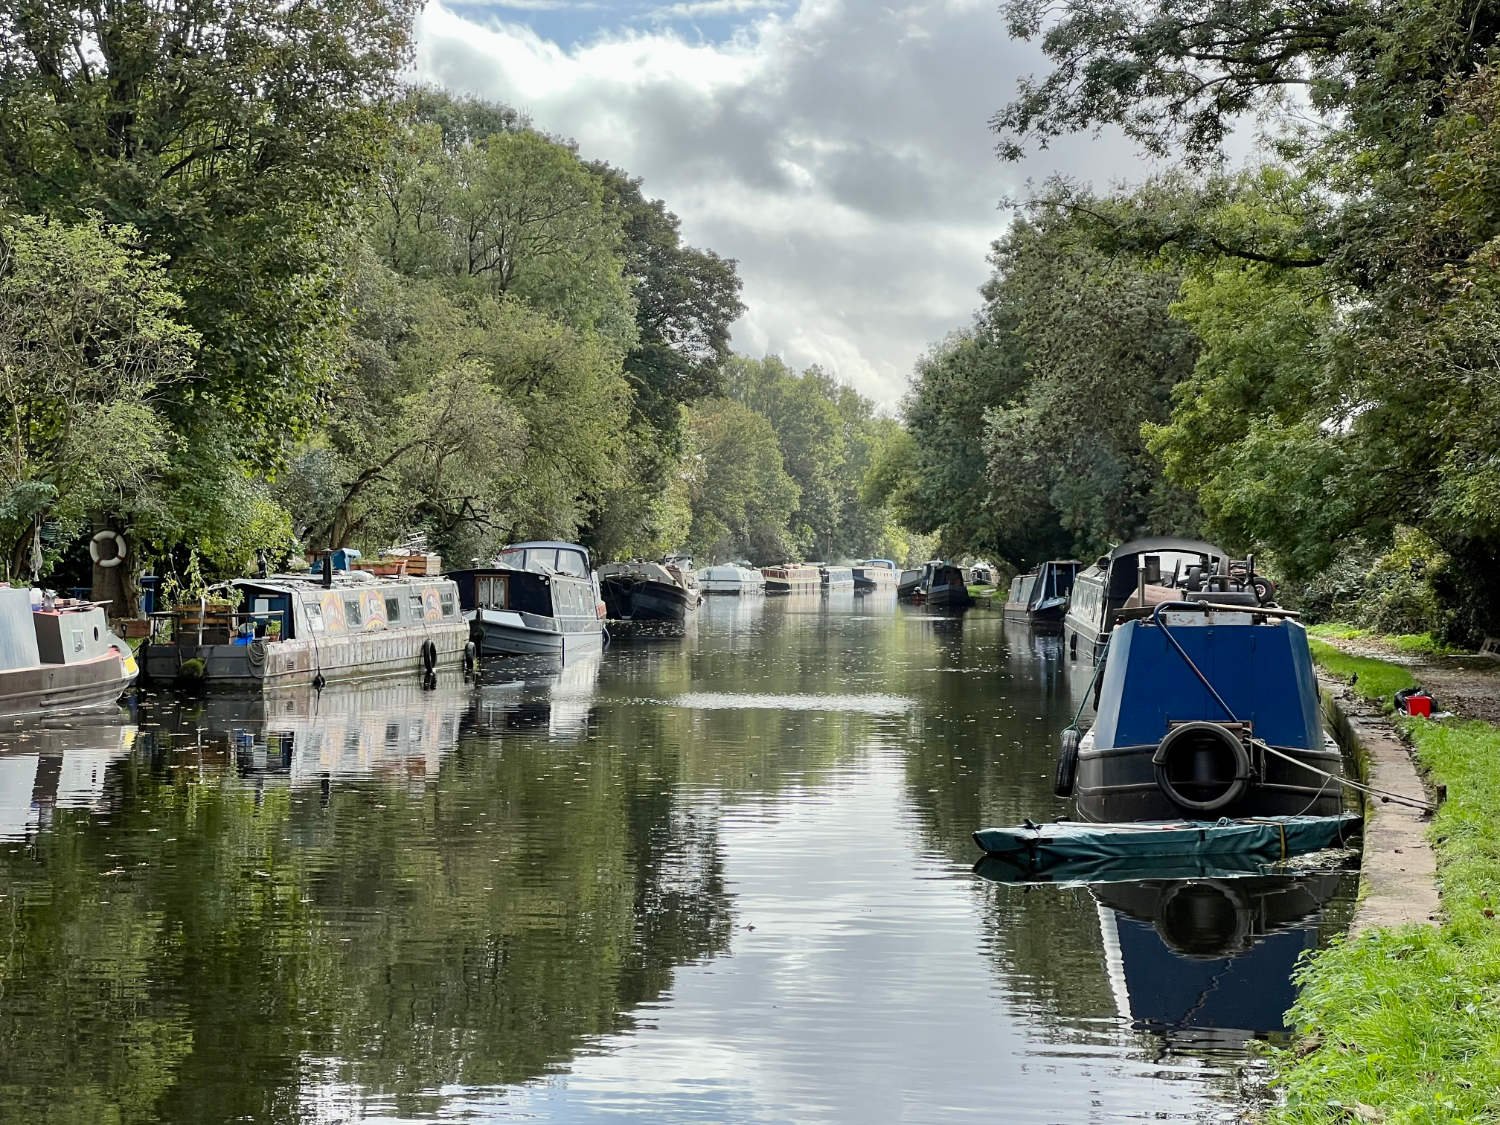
[0,216,196,583]
[685,399,800,563]
[0,0,420,464]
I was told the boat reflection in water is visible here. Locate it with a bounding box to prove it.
[975,859,1352,1048]
[1096,872,1348,1047]
[188,676,471,788]
[0,715,137,840]
[468,649,603,742]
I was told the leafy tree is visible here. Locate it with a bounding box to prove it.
[0,0,419,464]
[685,398,800,563]
[590,163,744,432]
[0,216,195,577]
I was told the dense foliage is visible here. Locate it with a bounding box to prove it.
[0,5,901,600]
[886,0,1500,639]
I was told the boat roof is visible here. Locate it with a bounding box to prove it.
[237,573,445,591]
[1101,537,1228,565]
[599,561,675,582]
[506,541,591,556]
[862,559,897,568]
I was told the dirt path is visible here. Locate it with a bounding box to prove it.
[1319,635,1500,724]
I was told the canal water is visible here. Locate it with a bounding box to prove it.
[0,594,1355,1123]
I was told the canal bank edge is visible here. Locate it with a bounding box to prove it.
[1317,676,1439,933]
[1265,646,1500,1121]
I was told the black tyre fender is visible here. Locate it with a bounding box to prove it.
[420,639,438,674]
[1152,721,1252,813]
[1054,727,1081,798]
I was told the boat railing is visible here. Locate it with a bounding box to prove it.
[148,607,290,646]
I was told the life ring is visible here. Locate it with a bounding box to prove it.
[1151,721,1253,813]
[89,530,128,568]
[1054,727,1080,797]
[420,639,438,674]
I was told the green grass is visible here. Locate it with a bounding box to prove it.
[1306,623,1373,642]
[1307,638,1417,709]
[1269,648,1500,1122]
[1389,632,1457,656]
[1305,622,1456,656]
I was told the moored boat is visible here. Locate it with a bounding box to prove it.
[819,565,854,590]
[696,563,766,595]
[1003,559,1081,625]
[0,589,136,720]
[1063,537,1238,664]
[450,541,606,658]
[599,560,700,623]
[853,559,898,592]
[144,568,468,687]
[761,563,820,594]
[1062,602,1346,823]
[897,562,934,599]
[923,562,973,609]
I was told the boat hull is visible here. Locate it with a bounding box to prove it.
[0,653,134,721]
[601,576,696,623]
[145,625,468,686]
[925,581,972,609]
[1073,729,1347,822]
[469,608,604,657]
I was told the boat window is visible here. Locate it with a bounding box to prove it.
[478,575,508,608]
[306,602,323,632]
[440,590,456,617]
[495,548,528,568]
[345,598,363,628]
[385,596,402,623]
[409,590,425,619]
[554,550,588,578]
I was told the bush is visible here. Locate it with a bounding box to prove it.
[1291,529,1451,637]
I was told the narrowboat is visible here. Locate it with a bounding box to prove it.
[144,569,468,687]
[450,541,606,658]
[1063,537,1233,664]
[761,563,821,594]
[897,562,934,599]
[853,560,898,592]
[1058,602,1346,823]
[598,560,700,623]
[923,562,973,609]
[696,563,766,595]
[819,565,855,590]
[1003,559,1082,625]
[0,588,137,719]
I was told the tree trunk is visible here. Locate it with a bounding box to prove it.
[88,518,137,619]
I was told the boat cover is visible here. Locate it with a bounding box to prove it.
[973,850,1341,887]
[972,813,1361,867]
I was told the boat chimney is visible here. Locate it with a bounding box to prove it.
[1136,564,1147,609]
[321,551,333,589]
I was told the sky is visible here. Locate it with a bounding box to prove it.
[412,0,1150,408]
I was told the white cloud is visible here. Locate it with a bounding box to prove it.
[646,0,789,18]
[414,0,1150,407]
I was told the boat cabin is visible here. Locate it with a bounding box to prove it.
[1063,537,1229,663]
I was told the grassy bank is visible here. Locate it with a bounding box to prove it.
[1270,646,1500,1123]
[1306,623,1456,657]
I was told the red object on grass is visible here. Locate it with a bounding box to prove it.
[1406,694,1433,717]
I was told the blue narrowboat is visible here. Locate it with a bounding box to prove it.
[1059,602,1346,822]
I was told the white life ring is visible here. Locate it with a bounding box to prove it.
[89,530,128,568]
